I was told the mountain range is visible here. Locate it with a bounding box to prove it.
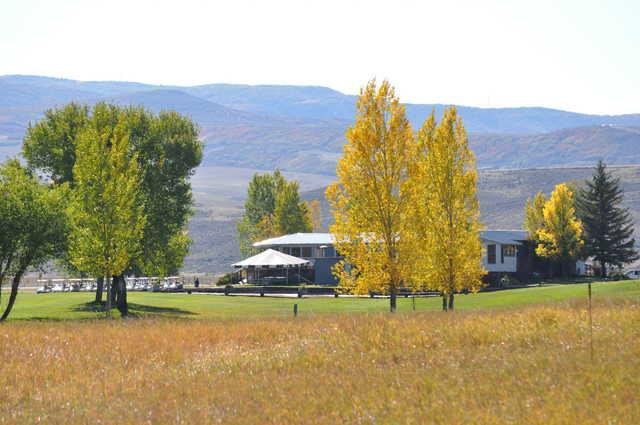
[2,75,640,175]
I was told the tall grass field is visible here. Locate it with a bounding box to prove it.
[1,283,639,424]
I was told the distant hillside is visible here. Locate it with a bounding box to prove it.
[200,124,640,175]
[183,83,640,133]
[0,75,153,109]
[186,165,640,273]
[3,75,640,175]
[4,75,640,134]
[472,126,640,169]
[301,166,640,232]
[109,89,282,126]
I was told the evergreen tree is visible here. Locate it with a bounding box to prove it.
[576,161,638,276]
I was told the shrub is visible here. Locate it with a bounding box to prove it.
[217,272,234,286]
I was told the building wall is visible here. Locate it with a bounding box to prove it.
[269,240,523,284]
[482,242,518,273]
[312,258,340,285]
[271,244,341,285]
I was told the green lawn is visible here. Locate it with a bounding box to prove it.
[3,280,640,321]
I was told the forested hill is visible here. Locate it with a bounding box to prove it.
[2,75,640,175]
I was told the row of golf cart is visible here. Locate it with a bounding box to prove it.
[36,277,184,294]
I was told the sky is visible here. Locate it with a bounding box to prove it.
[1,0,639,115]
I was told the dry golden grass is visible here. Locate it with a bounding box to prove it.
[1,300,639,424]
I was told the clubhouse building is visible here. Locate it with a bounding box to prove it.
[233,230,532,285]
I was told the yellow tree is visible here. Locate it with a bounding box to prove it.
[68,119,146,315]
[524,192,548,240]
[409,107,485,311]
[536,183,584,278]
[326,80,415,312]
[306,199,323,231]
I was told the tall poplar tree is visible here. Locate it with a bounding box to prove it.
[576,161,638,276]
[409,107,485,311]
[67,119,146,316]
[326,80,415,312]
[536,183,584,278]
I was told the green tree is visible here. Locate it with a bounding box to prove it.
[127,109,202,276]
[237,170,311,256]
[274,181,311,235]
[536,183,584,278]
[576,161,638,276]
[23,103,202,300]
[409,107,485,311]
[237,171,280,256]
[0,160,68,321]
[326,80,415,312]
[67,119,146,316]
[23,103,89,185]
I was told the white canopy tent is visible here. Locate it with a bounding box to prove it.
[233,249,310,268]
[232,249,311,284]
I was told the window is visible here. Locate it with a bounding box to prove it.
[487,244,496,264]
[281,247,290,255]
[502,245,516,257]
[301,247,312,258]
[290,247,301,257]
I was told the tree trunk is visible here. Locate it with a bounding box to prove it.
[95,277,104,304]
[442,293,448,311]
[112,275,120,312]
[601,261,607,278]
[0,270,24,321]
[116,275,128,317]
[105,276,112,316]
[389,286,397,313]
[110,275,118,307]
[448,292,455,311]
